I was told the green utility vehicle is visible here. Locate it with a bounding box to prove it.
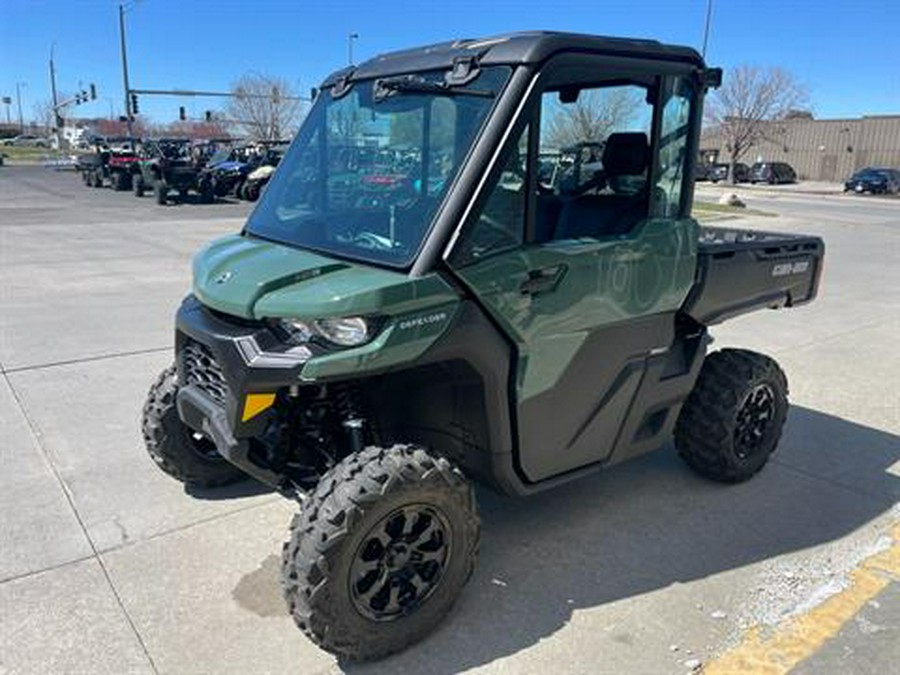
[141,32,824,660]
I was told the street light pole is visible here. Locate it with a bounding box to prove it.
[347,32,359,66]
[15,82,25,132]
[701,0,714,59]
[119,3,133,135]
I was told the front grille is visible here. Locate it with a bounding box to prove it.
[182,340,228,406]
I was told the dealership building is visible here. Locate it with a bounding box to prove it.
[700,114,900,181]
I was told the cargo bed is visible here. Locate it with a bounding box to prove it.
[683,226,825,325]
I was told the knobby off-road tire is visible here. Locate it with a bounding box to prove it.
[282,444,479,661]
[154,180,168,205]
[245,182,261,202]
[675,349,788,483]
[141,365,245,487]
[133,175,145,197]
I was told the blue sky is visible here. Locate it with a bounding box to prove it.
[2,0,898,125]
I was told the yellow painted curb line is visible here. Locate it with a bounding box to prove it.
[704,523,900,675]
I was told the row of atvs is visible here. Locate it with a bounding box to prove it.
[77,137,288,205]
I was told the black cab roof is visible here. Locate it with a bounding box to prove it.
[322,31,705,86]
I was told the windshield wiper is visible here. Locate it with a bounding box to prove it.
[373,75,494,101]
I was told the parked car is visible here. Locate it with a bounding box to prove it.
[5,134,50,148]
[694,162,748,184]
[843,167,900,195]
[729,162,751,183]
[750,162,797,185]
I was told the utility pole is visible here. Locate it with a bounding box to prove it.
[16,82,26,132]
[119,3,133,135]
[347,32,359,66]
[701,0,713,59]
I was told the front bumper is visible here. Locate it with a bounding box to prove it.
[174,295,316,486]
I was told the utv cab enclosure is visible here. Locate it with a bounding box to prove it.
[141,32,823,661]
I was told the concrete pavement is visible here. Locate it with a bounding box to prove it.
[1,166,897,674]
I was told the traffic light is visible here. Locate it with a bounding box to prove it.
[179,106,186,121]
[130,93,139,115]
[90,84,97,100]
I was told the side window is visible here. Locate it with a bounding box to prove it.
[537,84,653,241]
[655,76,694,217]
[454,124,528,263]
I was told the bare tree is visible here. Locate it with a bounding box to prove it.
[32,97,60,133]
[227,74,303,141]
[543,88,642,149]
[704,65,808,182]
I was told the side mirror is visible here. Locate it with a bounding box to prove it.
[702,68,723,90]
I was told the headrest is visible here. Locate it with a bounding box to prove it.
[602,133,649,177]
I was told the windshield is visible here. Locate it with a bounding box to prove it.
[208,149,233,165]
[245,66,511,268]
[853,169,886,179]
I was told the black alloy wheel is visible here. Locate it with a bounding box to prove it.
[349,504,452,622]
[733,383,776,460]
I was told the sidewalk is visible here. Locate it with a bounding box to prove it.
[698,179,846,197]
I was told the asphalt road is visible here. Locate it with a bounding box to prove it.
[1,166,898,675]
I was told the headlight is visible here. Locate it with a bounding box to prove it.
[313,317,370,346]
[278,316,372,347]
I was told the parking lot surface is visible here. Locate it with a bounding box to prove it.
[1,166,898,674]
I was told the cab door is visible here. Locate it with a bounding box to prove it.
[449,60,700,482]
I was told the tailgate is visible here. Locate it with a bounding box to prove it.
[683,227,824,325]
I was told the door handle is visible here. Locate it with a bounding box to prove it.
[520,264,567,295]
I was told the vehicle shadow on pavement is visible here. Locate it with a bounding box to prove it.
[338,405,899,674]
[186,479,273,500]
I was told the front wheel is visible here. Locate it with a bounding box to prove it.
[245,182,261,202]
[134,175,145,197]
[282,445,479,661]
[675,349,788,483]
[141,365,245,487]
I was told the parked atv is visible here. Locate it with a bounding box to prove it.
[141,33,824,661]
[238,143,289,200]
[79,137,139,189]
[134,138,199,205]
[194,146,240,202]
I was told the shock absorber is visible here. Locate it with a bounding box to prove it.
[334,382,366,454]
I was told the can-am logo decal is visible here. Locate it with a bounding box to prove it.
[772,261,809,277]
[398,312,448,331]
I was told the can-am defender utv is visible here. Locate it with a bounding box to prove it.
[141,32,824,661]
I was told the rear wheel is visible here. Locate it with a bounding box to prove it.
[675,349,788,483]
[154,180,168,205]
[92,170,103,188]
[282,444,479,661]
[141,365,245,487]
[245,182,261,202]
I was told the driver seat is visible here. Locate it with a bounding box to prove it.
[553,133,650,240]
